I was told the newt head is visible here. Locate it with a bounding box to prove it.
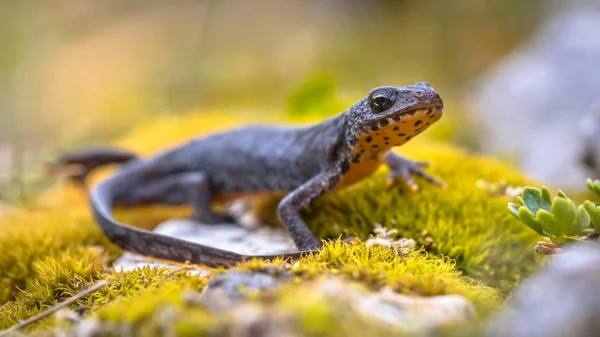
[345,82,444,160]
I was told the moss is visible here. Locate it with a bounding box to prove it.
[0,264,210,331]
[84,241,498,336]
[215,277,403,337]
[0,110,544,334]
[0,208,116,305]
[95,274,213,335]
[239,241,501,314]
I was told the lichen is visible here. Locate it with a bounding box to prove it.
[0,110,544,335]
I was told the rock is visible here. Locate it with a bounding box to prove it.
[114,218,296,273]
[580,101,600,174]
[200,270,292,312]
[470,7,600,189]
[312,278,476,333]
[485,244,600,337]
[360,287,476,331]
[207,277,477,337]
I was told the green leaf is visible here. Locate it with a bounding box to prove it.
[587,178,600,198]
[557,236,580,244]
[551,197,578,236]
[508,203,520,218]
[557,189,570,199]
[536,209,561,239]
[516,207,544,236]
[540,187,553,210]
[583,201,600,233]
[574,205,591,236]
[582,228,596,235]
[521,187,545,214]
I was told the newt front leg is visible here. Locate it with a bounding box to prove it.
[385,152,446,191]
[277,169,342,251]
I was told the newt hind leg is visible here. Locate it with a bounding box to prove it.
[114,172,235,225]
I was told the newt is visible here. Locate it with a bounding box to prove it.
[53,82,445,268]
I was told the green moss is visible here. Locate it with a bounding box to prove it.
[0,264,211,331]
[0,208,118,305]
[0,240,499,335]
[84,242,497,336]
[96,274,213,335]
[0,112,544,335]
[240,241,501,314]
[228,278,401,337]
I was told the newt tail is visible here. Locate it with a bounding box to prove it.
[91,178,305,268]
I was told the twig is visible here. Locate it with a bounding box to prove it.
[0,302,9,311]
[0,280,109,336]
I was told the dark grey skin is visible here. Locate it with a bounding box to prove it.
[55,82,445,268]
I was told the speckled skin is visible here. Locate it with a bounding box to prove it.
[58,82,444,268]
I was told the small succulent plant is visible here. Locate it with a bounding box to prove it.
[508,186,597,245]
[587,178,600,198]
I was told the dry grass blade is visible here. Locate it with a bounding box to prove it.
[0,280,109,336]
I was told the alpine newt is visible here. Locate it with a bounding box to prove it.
[54,82,445,268]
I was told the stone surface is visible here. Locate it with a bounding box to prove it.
[313,279,476,333]
[580,101,600,174]
[114,218,296,274]
[360,287,476,331]
[470,7,600,189]
[200,277,477,337]
[485,244,600,337]
[200,270,292,312]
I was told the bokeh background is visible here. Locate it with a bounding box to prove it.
[1,0,599,202]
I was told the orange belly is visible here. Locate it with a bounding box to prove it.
[335,155,386,190]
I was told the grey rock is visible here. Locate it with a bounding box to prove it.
[311,278,476,333]
[471,8,600,189]
[580,102,600,173]
[485,244,600,337]
[360,288,476,332]
[201,270,291,312]
[210,277,477,337]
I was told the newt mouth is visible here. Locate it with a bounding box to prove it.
[366,105,443,132]
[392,103,443,119]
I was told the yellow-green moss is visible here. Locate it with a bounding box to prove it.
[214,277,408,337]
[0,110,544,335]
[240,241,500,313]
[0,209,116,305]
[95,274,213,335]
[59,242,498,336]
[0,264,210,331]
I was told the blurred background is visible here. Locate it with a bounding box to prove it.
[1,0,599,203]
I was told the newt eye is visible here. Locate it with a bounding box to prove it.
[369,91,395,113]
